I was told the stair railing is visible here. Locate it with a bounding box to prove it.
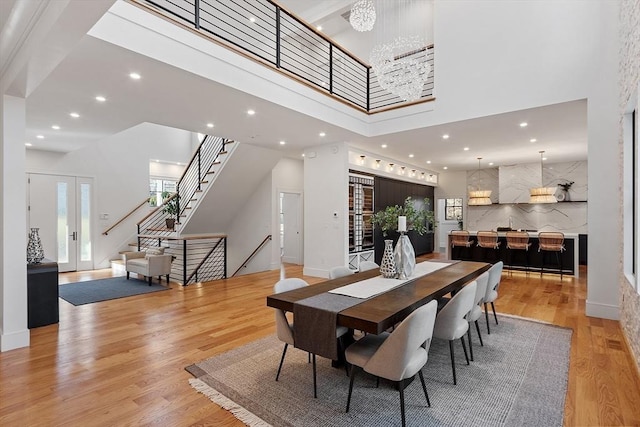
[102,196,151,235]
[232,235,272,277]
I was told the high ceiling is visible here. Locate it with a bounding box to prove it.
[19,0,587,172]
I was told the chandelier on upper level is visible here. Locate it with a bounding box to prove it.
[349,0,376,32]
[369,0,431,102]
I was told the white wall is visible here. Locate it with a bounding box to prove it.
[433,170,466,252]
[272,157,305,269]
[25,123,193,268]
[304,142,349,277]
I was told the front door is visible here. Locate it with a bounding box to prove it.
[28,173,94,272]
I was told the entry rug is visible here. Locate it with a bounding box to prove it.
[186,315,571,427]
[59,276,168,305]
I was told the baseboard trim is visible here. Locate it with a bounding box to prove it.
[1,329,30,352]
[585,300,620,320]
[302,267,329,278]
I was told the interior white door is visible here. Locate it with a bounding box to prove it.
[281,192,302,265]
[28,174,94,272]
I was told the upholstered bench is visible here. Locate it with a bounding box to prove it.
[123,247,173,285]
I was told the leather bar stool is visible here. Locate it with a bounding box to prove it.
[538,232,566,280]
[450,230,473,260]
[505,231,531,276]
[476,231,501,262]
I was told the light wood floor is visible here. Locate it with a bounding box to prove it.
[1,254,639,426]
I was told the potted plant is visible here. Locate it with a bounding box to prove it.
[161,191,179,230]
[371,197,436,236]
[556,181,574,202]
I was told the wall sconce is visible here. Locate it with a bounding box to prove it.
[359,155,366,165]
[375,159,381,168]
[410,169,416,177]
[420,172,425,180]
[388,163,394,171]
[400,166,405,175]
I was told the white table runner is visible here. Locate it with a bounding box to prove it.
[328,261,452,299]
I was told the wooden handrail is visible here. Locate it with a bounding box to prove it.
[102,197,151,235]
[232,235,272,277]
[136,192,178,226]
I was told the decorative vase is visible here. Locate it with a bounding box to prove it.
[379,239,397,278]
[394,233,416,279]
[27,227,45,264]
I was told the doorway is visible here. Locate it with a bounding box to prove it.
[27,173,94,272]
[279,191,302,265]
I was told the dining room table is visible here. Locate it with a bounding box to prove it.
[266,260,491,362]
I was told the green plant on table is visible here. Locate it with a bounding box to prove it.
[371,197,435,237]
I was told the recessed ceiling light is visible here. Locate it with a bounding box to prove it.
[95,96,106,102]
[176,162,182,166]
[443,166,448,170]
[542,157,547,161]
[319,132,326,137]
[70,112,80,118]
[426,160,431,164]
[520,122,528,127]
[463,147,470,151]
[129,72,141,80]
[381,144,387,148]
[51,125,60,130]
[249,16,256,23]
[442,134,449,139]
[530,138,537,143]
[409,154,414,158]
[489,162,494,166]
[316,25,323,31]
[302,153,305,157]
[155,159,159,163]
[25,142,32,147]
[279,140,286,145]
[247,109,256,115]
[207,123,214,128]
[36,135,44,139]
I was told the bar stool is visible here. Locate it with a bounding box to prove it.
[538,232,566,280]
[476,231,501,262]
[505,231,531,276]
[450,230,473,260]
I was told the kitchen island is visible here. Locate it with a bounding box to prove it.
[447,231,580,277]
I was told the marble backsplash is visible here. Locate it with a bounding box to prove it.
[467,201,587,234]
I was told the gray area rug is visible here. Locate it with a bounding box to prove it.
[186,315,571,427]
[59,276,168,305]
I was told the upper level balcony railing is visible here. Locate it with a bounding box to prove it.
[136,0,434,113]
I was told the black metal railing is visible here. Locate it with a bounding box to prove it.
[138,234,227,285]
[140,0,434,112]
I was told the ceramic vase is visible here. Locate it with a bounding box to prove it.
[394,233,416,279]
[379,239,397,278]
[27,227,45,264]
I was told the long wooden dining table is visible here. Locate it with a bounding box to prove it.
[266,260,490,335]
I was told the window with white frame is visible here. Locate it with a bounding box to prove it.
[445,198,463,221]
[623,105,638,292]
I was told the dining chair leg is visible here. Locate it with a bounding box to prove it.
[461,337,470,365]
[418,370,431,407]
[475,320,484,346]
[276,343,288,381]
[449,340,457,385]
[484,302,491,334]
[491,302,498,325]
[346,365,359,413]
[467,328,474,362]
[312,354,317,398]
[399,384,406,427]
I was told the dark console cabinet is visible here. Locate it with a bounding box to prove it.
[27,259,59,328]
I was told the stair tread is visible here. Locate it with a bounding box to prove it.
[110,259,125,264]
[206,171,215,175]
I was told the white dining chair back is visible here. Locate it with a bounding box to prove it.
[358,261,379,272]
[483,261,504,334]
[466,271,489,360]
[329,266,355,279]
[274,278,308,345]
[345,300,438,427]
[433,281,477,385]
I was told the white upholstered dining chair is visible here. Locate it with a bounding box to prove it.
[466,271,489,361]
[329,266,355,279]
[484,261,504,334]
[433,281,477,385]
[345,300,438,427]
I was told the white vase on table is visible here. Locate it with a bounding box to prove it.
[394,233,416,279]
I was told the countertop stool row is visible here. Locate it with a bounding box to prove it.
[450,230,566,279]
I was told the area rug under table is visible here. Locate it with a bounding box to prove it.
[59,276,169,305]
[186,315,571,427]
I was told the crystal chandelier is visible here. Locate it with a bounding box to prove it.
[350,0,376,32]
[370,36,430,102]
[468,157,492,206]
[529,151,557,203]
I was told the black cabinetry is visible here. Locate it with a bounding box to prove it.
[27,259,59,328]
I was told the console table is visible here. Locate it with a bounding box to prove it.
[27,259,59,328]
